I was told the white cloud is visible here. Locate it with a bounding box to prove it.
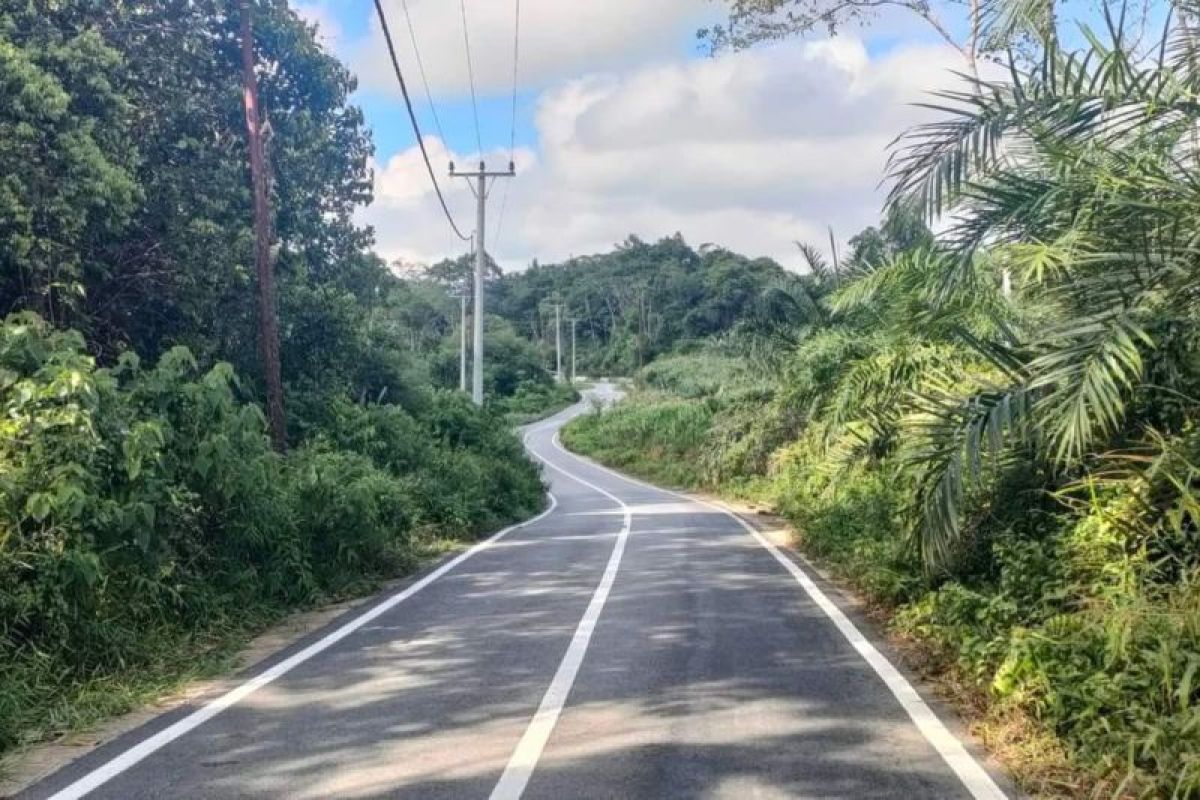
[361,137,537,266]
[301,0,715,97]
[360,37,975,272]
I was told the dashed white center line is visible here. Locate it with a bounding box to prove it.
[489,427,633,800]
[552,431,1010,800]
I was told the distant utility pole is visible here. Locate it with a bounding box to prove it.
[450,160,515,405]
[554,302,563,382]
[569,317,578,385]
[239,0,286,452]
[450,286,469,392]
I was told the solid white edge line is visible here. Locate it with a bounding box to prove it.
[549,431,1009,800]
[47,484,561,800]
[489,415,632,800]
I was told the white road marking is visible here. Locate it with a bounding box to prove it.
[44,397,1006,800]
[550,430,1010,800]
[46,488,560,800]
[489,424,633,800]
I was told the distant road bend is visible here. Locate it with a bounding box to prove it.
[23,385,1012,800]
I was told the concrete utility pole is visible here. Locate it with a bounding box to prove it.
[569,317,578,385]
[450,286,469,392]
[554,302,563,383]
[450,160,515,405]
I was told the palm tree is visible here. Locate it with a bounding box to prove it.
[884,8,1200,567]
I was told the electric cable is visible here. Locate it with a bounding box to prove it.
[459,0,484,155]
[372,0,470,241]
[494,0,521,245]
[508,0,521,158]
[398,0,448,146]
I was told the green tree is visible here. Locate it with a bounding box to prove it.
[884,15,1200,566]
[423,250,502,287]
[492,235,796,374]
[0,6,138,325]
[701,0,1090,74]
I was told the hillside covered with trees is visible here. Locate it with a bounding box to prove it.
[564,11,1200,797]
[491,236,802,375]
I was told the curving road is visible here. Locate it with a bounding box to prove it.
[21,387,1012,800]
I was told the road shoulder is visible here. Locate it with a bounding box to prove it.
[686,491,1027,800]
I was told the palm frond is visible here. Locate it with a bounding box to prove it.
[886,76,1017,220]
[1057,426,1200,546]
[994,232,1086,286]
[829,248,954,316]
[888,32,1200,222]
[978,0,1056,51]
[795,241,833,282]
[1029,309,1155,463]
[905,380,1035,569]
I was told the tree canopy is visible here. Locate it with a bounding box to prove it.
[492,235,801,373]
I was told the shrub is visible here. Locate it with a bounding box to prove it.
[493,379,580,423]
[562,395,715,487]
[637,354,761,399]
[287,448,414,590]
[0,314,545,752]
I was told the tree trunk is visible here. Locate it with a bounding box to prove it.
[240,1,287,452]
[968,0,980,76]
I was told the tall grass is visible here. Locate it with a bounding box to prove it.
[562,394,716,488]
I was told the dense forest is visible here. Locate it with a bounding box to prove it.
[0,0,565,755]
[491,236,801,375]
[564,11,1200,798]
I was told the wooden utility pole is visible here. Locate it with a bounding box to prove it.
[240,1,286,451]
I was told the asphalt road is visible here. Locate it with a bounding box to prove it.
[21,386,1011,800]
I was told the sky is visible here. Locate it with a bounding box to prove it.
[292,0,984,272]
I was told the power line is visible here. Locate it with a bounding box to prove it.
[398,0,448,146]
[495,0,522,246]
[372,0,470,242]
[509,0,521,158]
[492,179,511,244]
[458,0,484,155]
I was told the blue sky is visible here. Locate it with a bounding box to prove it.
[294,0,1158,271]
[356,91,538,163]
[311,0,722,163]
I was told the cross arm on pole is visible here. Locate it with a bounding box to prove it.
[450,160,517,179]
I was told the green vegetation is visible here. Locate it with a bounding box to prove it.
[565,15,1200,797]
[5,0,1199,795]
[565,394,716,487]
[492,236,803,375]
[0,315,544,752]
[0,1,546,757]
[426,317,580,423]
